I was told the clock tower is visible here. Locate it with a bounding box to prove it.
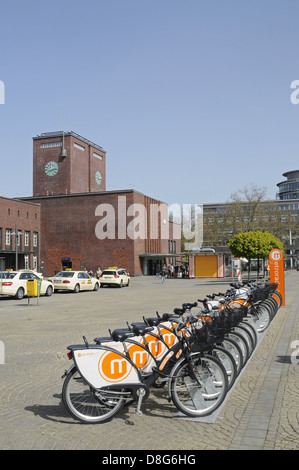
[32,131,106,196]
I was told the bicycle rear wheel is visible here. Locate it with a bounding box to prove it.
[233,325,255,357]
[62,366,125,423]
[248,303,271,333]
[169,353,228,417]
[270,290,283,308]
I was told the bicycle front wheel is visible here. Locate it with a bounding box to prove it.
[169,353,228,418]
[62,366,125,424]
[212,345,237,390]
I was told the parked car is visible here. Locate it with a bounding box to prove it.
[0,270,53,299]
[99,267,130,287]
[48,270,99,293]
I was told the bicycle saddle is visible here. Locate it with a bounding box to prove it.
[130,322,154,335]
[182,302,198,309]
[161,313,180,321]
[110,328,136,342]
[145,317,163,326]
[173,308,185,315]
[93,336,114,344]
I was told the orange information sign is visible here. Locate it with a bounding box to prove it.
[268,248,285,306]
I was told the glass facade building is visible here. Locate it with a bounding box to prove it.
[277,170,299,200]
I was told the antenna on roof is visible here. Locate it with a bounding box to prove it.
[60,110,67,160]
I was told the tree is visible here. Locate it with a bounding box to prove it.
[227,231,284,278]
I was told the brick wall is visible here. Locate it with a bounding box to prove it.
[0,196,40,270]
[33,133,106,196]
[22,190,180,276]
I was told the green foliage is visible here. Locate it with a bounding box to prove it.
[227,231,284,260]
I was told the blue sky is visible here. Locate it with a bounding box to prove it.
[1,0,299,205]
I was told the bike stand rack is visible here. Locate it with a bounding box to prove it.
[173,323,269,423]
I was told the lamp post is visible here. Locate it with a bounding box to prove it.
[11,224,22,271]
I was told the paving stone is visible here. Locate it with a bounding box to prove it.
[0,272,298,450]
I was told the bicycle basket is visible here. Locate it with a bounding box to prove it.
[190,324,216,352]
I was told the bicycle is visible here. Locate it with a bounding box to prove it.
[143,307,238,390]
[62,315,229,423]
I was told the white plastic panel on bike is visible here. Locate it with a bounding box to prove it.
[102,339,154,373]
[158,322,179,347]
[234,288,249,299]
[73,348,141,388]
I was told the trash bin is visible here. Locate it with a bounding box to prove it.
[27,278,38,297]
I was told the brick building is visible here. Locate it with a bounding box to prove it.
[0,196,40,271]
[17,131,181,276]
[33,131,106,196]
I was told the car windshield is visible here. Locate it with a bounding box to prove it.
[102,270,116,275]
[54,271,75,278]
[0,272,16,279]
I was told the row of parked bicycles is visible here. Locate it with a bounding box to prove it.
[61,280,283,424]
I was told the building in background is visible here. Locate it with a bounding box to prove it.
[276,170,299,200]
[17,131,181,276]
[0,197,40,271]
[33,131,106,196]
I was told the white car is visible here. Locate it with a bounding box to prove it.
[99,268,130,287]
[48,271,99,293]
[0,270,53,299]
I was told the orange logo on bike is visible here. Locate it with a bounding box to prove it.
[142,334,164,358]
[127,343,152,370]
[159,328,176,347]
[98,350,132,382]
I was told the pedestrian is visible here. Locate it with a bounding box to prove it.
[155,264,160,278]
[96,266,102,279]
[161,264,167,283]
[169,264,174,278]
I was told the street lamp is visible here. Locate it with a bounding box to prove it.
[11,224,22,271]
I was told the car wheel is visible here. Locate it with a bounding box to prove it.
[15,288,25,300]
[74,284,80,293]
[46,285,53,296]
[119,280,123,288]
[93,283,99,291]
[126,280,130,287]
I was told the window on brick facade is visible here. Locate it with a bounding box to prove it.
[33,255,37,270]
[24,231,30,247]
[41,142,62,148]
[74,142,85,151]
[16,231,21,247]
[33,232,38,247]
[24,255,29,270]
[5,229,11,245]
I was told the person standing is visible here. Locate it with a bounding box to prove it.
[161,264,167,283]
[96,267,102,279]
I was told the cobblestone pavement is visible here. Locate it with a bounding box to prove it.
[0,272,298,450]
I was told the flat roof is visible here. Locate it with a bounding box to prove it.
[33,131,105,152]
[17,188,166,204]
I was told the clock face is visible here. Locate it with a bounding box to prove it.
[95,171,102,185]
[45,161,59,176]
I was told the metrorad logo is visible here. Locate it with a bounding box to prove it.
[0,81,4,104]
[98,350,132,382]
